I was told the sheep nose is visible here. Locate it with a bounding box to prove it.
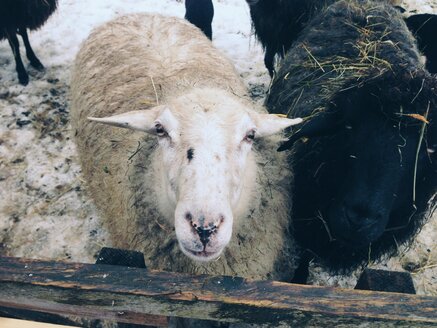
[345,205,378,229]
[184,211,224,245]
[196,226,216,246]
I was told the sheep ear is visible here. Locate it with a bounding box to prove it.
[88,107,163,133]
[253,113,303,137]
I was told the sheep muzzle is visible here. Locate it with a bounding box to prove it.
[175,204,233,262]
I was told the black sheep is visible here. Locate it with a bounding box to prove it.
[0,0,58,85]
[266,0,437,270]
[246,0,335,77]
[185,0,214,40]
[246,0,436,77]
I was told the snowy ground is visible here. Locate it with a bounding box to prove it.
[0,0,436,295]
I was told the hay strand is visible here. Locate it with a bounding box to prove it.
[150,76,159,105]
[412,102,430,204]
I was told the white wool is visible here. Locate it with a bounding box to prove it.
[70,13,298,279]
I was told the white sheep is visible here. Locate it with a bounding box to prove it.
[70,13,301,280]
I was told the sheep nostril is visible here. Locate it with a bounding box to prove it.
[185,212,193,222]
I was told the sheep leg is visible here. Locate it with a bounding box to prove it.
[290,250,314,285]
[18,27,45,71]
[203,24,213,40]
[6,30,29,85]
[264,47,275,78]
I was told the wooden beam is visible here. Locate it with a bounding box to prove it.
[0,257,436,327]
[0,318,77,328]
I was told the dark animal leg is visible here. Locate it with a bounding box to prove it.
[18,27,44,71]
[6,29,28,85]
[290,249,314,285]
[203,25,213,40]
[264,47,276,77]
[185,0,214,40]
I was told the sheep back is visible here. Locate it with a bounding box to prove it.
[247,0,335,59]
[267,0,421,118]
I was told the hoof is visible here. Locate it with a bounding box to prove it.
[30,60,45,71]
[18,73,29,86]
[355,268,416,294]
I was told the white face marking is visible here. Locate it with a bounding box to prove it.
[156,96,257,261]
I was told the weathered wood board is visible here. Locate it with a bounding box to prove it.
[0,257,436,327]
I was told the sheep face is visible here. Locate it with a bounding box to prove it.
[287,76,436,261]
[89,89,301,262]
[325,109,428,247]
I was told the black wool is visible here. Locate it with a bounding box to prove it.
[185,0,214,40]
[267,0,437,271]
[1,0,58,85]
[246,0,336,77]
[246,0,437,77]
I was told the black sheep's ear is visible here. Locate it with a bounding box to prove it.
[394,5,406,13]
[277,73,393,152]
[277,75,386,152]
[277,109,344,151]
[404,14,437,74]
[277,129,306,151]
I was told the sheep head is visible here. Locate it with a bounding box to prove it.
[89,88,301,262]
[282,73,437,260]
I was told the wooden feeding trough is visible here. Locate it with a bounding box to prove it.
[0,255,436,327]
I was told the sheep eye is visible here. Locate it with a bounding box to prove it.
[244,129,256,142]
[155,123,167,137]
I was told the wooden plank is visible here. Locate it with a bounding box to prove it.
[0,305,165,328]
[0,317,77,328]
[0,306,82,327]
[0,257,436,327]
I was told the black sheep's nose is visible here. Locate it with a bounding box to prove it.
[196,226,215,246]
[345,206,368,225]
[344,205,379,229]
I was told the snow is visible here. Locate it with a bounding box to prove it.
[0,0,436,295]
